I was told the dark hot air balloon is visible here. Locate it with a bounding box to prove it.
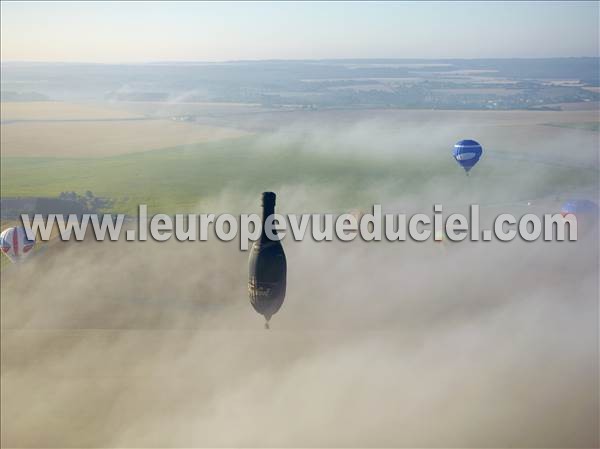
[248,192,287,329]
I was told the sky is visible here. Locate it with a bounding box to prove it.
[1,1,599,62]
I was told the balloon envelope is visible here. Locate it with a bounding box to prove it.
[453,139,483,173]
[248,192,287,328]
[0,226,36,263]
[561,199,598,217]
[561,199,599,236]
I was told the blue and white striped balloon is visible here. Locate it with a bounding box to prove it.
[453,139,483,174]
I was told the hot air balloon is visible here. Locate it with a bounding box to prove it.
[0,226,36,264]
[453,139,483,174]
[248,192,287,329]
[561,199,599,236]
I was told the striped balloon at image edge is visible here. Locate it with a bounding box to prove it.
[0,226,36,264]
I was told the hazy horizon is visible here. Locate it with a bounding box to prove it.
[1,1,598,63]
[2,56,600,64]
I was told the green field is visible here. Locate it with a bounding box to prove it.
[1,135,597,217]
[543,122,600,132]
[0,136,439,214]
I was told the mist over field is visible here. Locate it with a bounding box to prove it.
[2,209,598,447]
[3,133,599,446]
[1,57,599,447]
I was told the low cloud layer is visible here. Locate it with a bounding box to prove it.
[1,115,598,447]
[2,217,598,447]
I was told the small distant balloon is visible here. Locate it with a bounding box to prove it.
[453,139,483,174]
[561,199,599,235]
[561,199,598,217]
[0,226,36,264]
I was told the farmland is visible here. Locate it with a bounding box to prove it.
[1,101,249,157]
[1,101,598,215]
[1,101,143,120]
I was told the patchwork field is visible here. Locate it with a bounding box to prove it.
[1,120,249,157]
[1,101,250,157]
[1,103,598,215]
[1,101,143,120]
